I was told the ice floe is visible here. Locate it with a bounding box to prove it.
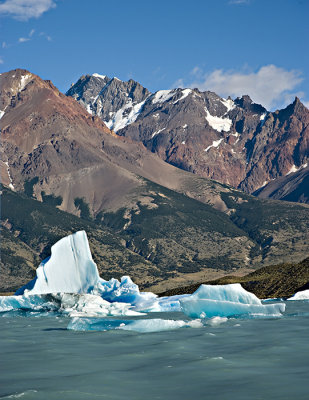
[68,317,203,333]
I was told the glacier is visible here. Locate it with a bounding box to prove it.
[0,231,286,328]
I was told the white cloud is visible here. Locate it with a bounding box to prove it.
[180,65,304,110]
[39,31,52,41]
[0,0,56,21]
[29,28,35,36]
[229,0,250,4]
[18,36,30,42]
[0,56,4,64]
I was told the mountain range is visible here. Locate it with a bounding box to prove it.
[67,73,309,203]
[1,68,309,294]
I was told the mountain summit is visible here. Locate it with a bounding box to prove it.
[67,74,309,202]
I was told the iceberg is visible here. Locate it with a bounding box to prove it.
[15,231,100,295]
[1,231,285,322]
[179,284,286,318]
[287,289,309,301]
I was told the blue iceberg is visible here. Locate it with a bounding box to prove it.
[179,284,286,318]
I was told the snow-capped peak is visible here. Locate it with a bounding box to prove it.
[92,73,107,80]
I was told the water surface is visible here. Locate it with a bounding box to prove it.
[1,301,308,400]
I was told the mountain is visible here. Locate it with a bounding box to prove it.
[0,69,234,215]
[1,69,309,293]
[67,74,309,202]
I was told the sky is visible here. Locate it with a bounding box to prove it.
[0,0,308,110]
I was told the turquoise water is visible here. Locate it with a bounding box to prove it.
[1,300,309,400]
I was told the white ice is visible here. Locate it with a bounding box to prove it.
[287,289,309,301]
[179,284,285,318]
[68,317,203,333]
[0,293,141,317]
[0,110,4,119]
[15,231,100,295]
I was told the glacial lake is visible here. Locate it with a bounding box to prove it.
[1,300,308,400]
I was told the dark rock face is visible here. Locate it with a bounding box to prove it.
[68,74,309,202]
[66,74,151,129]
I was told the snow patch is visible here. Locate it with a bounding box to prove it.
[173,89,192,105]
[4,161,15,190]
[205,138,224,152]
[86,104,93,115]
[286,163,308,175]
[260,112,267,121]
[152,90,175,104]
[151,127,165,138]
[92,73,106,80]
[205,108,232,132]
[182,124,187,128]
[221,98,235,112]
[181,141,186,145]
[104,98,148,132]
[19,74,32,91]
[260,112,268,127]
[260,180,268,188]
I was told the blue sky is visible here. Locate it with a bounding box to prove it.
[0,0,308,110]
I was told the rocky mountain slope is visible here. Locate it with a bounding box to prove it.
[254,165,309,203]
[1,69,309,293]
[67,74,309,202]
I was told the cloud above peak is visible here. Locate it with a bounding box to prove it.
[177,65,304,110]
[0,0,56,21]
